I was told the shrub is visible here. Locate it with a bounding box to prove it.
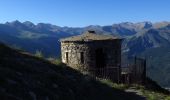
[165,96,170,100]
[35,50,43,58]
[147,93,157,100]
[53,58,62,65]
[47,57,65,66]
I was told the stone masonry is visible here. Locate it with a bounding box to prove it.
[60,30,122,82]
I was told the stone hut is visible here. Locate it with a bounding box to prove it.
[60,30,122,82]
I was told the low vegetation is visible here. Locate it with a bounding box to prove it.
[1,43,169,100]
[100,79,170,100]
[35,50,44,58]
[0,43,146,100]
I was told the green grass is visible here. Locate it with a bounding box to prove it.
[100,79,129,90]
[1,44,149,100]
[99,79,170,100]
[41,54,170,100]
[165,96,170,100]
[47,57,66,67]
[49,59,170,100]
[142,90,170,100]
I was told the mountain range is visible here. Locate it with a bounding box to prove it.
[0,20,170,87]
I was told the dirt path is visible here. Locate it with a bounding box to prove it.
[125,87,147,100]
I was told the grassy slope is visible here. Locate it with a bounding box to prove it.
[100,79,170,100]
[0,43,145,100]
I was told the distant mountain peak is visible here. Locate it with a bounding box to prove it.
[11,20,23,25]
[135,21,153,29]
[5,20,22,25]
[23,21,35,27]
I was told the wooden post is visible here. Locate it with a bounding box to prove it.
[142,59,146,85]
[134,56,137,83]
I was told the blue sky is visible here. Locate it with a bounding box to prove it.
[0,0,170,27]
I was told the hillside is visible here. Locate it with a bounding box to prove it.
[0,43,148,100]
[1,20,170,88]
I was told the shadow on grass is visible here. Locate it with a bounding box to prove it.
[0,43,145,100]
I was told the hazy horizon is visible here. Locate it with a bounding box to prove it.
[1,20,170,28]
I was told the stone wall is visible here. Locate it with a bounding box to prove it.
[61,40,122,82]
[61,42,90,70]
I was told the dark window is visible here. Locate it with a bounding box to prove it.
[80,52,84,64]
[65,52,69,63]
[95,48,105,68]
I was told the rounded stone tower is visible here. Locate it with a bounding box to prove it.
[60,30,122,82]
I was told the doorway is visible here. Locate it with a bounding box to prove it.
[95,48,106,68]
[95,48,106,77]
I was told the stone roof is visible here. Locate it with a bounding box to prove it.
[60,31,121,42]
